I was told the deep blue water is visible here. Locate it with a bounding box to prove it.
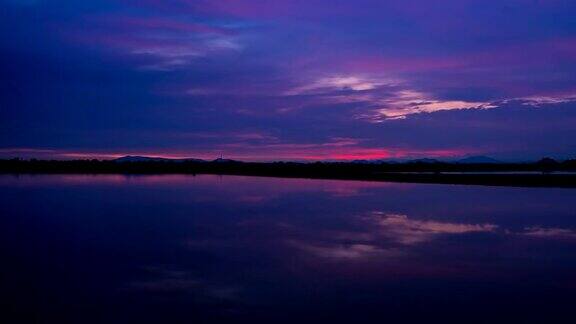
[1,174,576,323]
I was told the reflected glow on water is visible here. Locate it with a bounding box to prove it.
[1,175,575,323]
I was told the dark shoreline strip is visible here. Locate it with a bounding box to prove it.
[2,170,576,188]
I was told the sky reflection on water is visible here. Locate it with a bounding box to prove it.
[1,175,576,323]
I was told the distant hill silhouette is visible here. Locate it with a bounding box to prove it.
[114,155,241,164]
[114,156,206,163]
[352,156,503,164]
[456,156,502,164]
[212,157,240,163]
[351,158,441,164]
[351,159,393,164]
[408,158,442,164]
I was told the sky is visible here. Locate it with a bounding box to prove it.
[1,0,576,161]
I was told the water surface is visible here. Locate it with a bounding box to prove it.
[1,175,575,323]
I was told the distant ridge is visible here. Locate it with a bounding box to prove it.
[114,156,206,163]
[113,155,244,164]
[456,156,502,164]
[351,159,390,164]
[213,157,239,163]
[351,158,442,164]
[408,158,442,164]
[351,156,503,164]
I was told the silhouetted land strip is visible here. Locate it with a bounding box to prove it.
[2,158,576,188]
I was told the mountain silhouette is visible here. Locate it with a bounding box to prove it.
[457,156,502,164]
[114,156,206,163]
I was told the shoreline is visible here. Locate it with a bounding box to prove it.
[2,170,576,188]
[2,159,576,188]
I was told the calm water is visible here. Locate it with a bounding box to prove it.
[1,175,576,323]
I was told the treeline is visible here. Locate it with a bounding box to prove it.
[2,158,576,187]
[1,157,576,175]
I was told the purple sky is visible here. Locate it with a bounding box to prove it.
[1,0,576,161]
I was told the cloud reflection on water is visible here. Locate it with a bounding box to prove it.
[2,175,576,323]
